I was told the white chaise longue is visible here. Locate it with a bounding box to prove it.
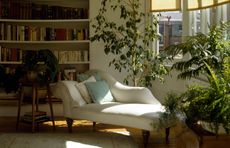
[51,69,170,147]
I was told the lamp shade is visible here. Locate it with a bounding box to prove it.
[150,0,181,12]
[187,0,230,10]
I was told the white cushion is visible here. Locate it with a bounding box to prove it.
[51,81,86,107]
[75,76,96,103]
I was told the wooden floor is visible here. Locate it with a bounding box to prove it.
[0,117,229,148]
[0,116,178,148]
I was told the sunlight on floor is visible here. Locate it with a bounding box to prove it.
[66,141,102,148]
[98,128,130,136]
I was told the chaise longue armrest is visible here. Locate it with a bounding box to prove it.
[50,80,86,117]
[110,81,161,105]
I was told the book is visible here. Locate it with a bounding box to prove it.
[22,115,50,123]
[55,28,66,40]
[6,24,11,40]
[0,23,4,40]
[0,46,1,62]
[11,48,18,61]
[84,50,88,62]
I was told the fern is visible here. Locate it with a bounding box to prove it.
[164,21,230,80]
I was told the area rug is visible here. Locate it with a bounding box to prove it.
[0,132,138,148]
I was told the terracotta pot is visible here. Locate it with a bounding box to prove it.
[27,71,38,82]
[199,121,226,134]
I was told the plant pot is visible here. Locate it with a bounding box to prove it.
[199,121,227,135]
[27,71,38,82]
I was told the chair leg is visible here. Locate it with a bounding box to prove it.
[142,130,150,148]
[66,118,73,133]
[166,127,170,144]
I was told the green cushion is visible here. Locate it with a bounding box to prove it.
[77,73,101,82]
[85,80,114,103]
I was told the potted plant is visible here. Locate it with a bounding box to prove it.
[91,0,169,87]
[0,65,24,93]
[162,21,230,135]
[22,49,59,83]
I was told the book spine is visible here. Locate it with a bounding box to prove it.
[12,25,17,41]
[19,26,25,41]
[17,26,20,41]
[6,24,11,40]
[12,48,17,61]
[0,46,1,62]
[0,23,4,40]
[84,50,88,62]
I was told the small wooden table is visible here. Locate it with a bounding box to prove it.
[16,80,55,132]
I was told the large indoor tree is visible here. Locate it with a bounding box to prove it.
[91,0,168,87]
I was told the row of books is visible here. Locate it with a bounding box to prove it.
[0,46,89,63]
[0,24,89,41]
[21,111,50,123]
[53,50,89,64]
[0,46,22,62]
[0,0,88,19]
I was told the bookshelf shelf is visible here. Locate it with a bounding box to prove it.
[0,19,89,23]
[0,61,22,64]
[0,19,89,28]
[0,40,90,44]
[59,61,90,64]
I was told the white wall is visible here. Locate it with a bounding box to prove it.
[89,0,128,83]
[151,70,187,103]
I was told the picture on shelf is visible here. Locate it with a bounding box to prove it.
[64,69,77,80]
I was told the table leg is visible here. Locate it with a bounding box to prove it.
[16,86,24,131]
[32,84,36,133]
[47,85,55,131]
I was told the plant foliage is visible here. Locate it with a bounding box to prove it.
[91,0,168,86]
[165,21,230,79]
[162,22,230,134]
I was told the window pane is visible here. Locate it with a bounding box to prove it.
[158,12,182,51]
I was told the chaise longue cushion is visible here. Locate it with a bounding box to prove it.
[75,76,97,103]
[71,102,164,130]
[85,80,115,104]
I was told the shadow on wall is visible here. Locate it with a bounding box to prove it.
[151,70,187,103]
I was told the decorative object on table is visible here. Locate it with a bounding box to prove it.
[22,49,59,83]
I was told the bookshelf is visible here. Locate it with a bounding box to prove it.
[0,0,90,84]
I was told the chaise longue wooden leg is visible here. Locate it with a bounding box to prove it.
[166,127,170,144]
[66,118,73,133]
[93,122,96,131]
[142,130,150,148]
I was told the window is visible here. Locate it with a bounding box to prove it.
[154,2,230,53]
[158,12,182,51]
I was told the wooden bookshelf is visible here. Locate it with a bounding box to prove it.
[0,0,90,85]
